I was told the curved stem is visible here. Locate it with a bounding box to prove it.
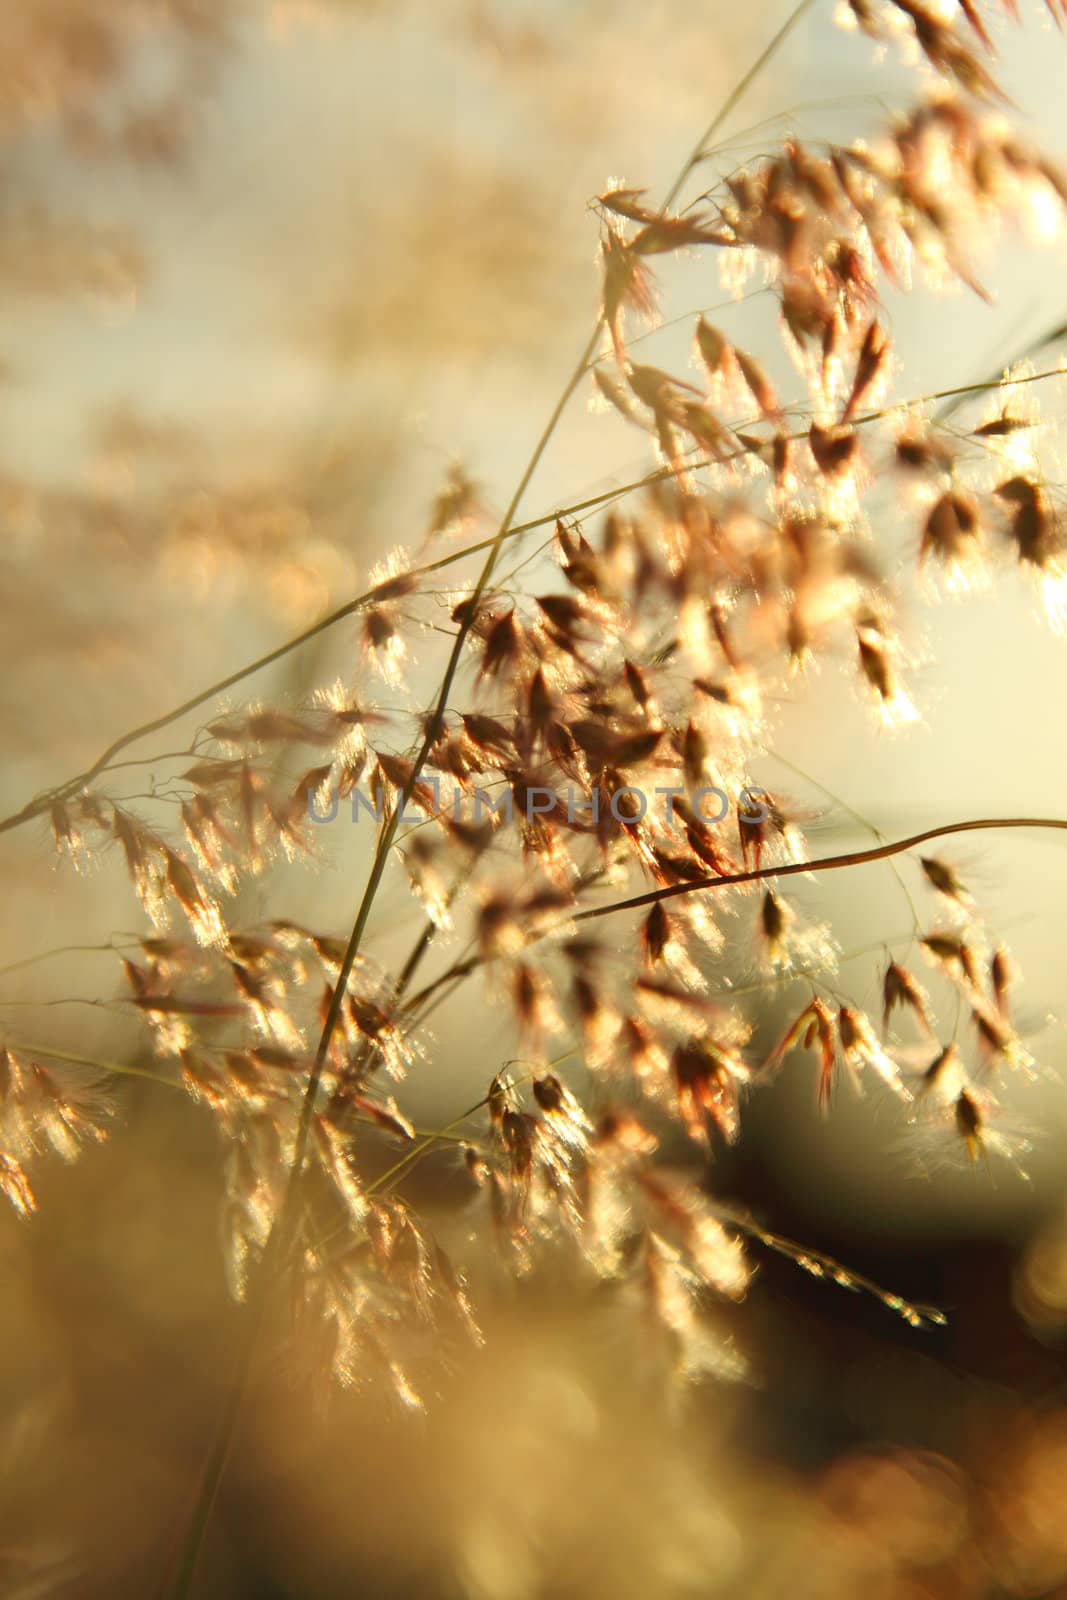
[161,8,824,1588]
[398,816,1067,1016]
[764,746,923,950]
[662,0,817,209]
[4,1040,180,1088]
[163,244,604,1600]
[572,816,1067,922]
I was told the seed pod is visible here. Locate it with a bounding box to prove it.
[920,856,968,903]
[624,659,651,710]
[671,1036,745,1145]
[694,318,732,381]
[533,1075,564,1113]
[991,946,1015,1016]
[920,1042,961,1099]
[857,630,892,700]
[682,721,709,788]
[761,890,786,945]
[896,428,953,473]
[809,422,858,477]
[921,492,980,568]
[955,1089,984,1160]
[596,186,657,224]
[478,610,522,680]
[735,348,780,419]
[842,320,889,421]
[501,1109,536,1182]
[644,902,670,965]
[995,477,1061,568]
[600,229,656,360]
[536,593,586,633]
[882,961,933,1034]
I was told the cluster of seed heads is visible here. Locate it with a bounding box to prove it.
[5,0,1067,1405]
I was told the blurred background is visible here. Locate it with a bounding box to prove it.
[5,1,1067,1595]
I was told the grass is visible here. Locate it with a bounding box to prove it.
[4,1,1067,1594]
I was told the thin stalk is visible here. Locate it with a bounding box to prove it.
[661,0,817,210]
[764,747,923,948]
[164,11,817,1588]
[396,820,1067,1010]
[708,1200,946,1326]
[6,1041,180,1089]
[934,309,1067,423]
[401,956,481,1023]
[286,316,603,1188]
[0,939,140,980]
[163,220,602,1600]
[571,816,1067,922]
[156,1293,268,1600]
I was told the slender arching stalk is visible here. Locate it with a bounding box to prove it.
[386,815,1067,1018]
[571,816,1067,921]
[160,9,828,1592]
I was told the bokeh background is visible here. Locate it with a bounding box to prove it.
[5,1,1067,1595]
